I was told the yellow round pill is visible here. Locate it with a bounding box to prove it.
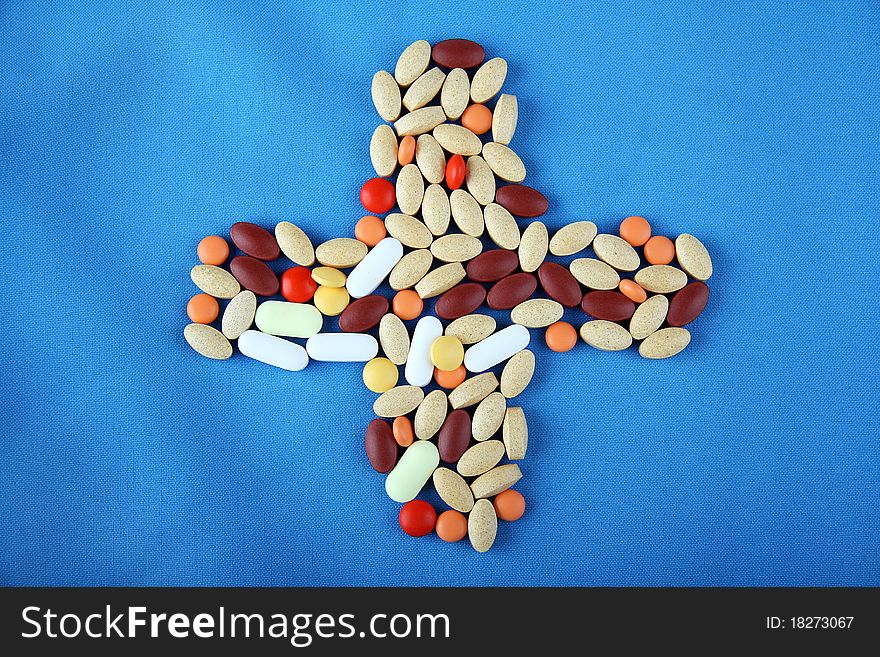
[363,357,399,393]
[311,266,346,288]
[430,336,464,372]
[313,285,349,316]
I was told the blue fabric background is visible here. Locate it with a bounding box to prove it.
[1,1,878,586]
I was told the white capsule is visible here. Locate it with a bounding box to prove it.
[305,333,379,362]
[238,330,309,371]
[463,324,530,373]
[405,315,443,387]
[345,238,404,298]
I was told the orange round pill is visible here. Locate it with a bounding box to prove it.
[545,321,577,353]
[461,104,493,135]
[392,289,423,320]
[398,135,415,166]
[197,235,229,266]
[354,215,386,247]
[392,416,414,447]
[434,364,466,389]
[494,489,526,522]
[619,215,651,247]
[435,510,468,542]
[187,293,219,324]
[644,235,675,265]
[619,279,647,304]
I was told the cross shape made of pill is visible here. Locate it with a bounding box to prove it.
[184,38,714,553]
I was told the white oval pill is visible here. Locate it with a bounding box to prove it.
[463,324,530,373]
[305,333,379,362]
[238,330,309,371]
[345,237,404,299]
[404,315,443,387]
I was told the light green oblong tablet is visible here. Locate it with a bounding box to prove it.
[254,301,323,338]
[385,440,439,503]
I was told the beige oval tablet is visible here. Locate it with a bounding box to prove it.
[414,389,448,440]
[414,262,466,298]
[472,392,506,441]
[570,258,620,290]
[471,57,507,103]
[484,203,521,250]
[457,440,505,477]
[518,221,549,272]
[492,93,518,145]
[465,155,495,206]
[629,294,669,340]
[373,385,425,417]
[675,233,713,281]
[421,184,450,236]
[432,123,482,156]
[415,134,445,184]
[394,39,430,87]
[184,323,233,360]
[385,213,432,249]
[640,327,691,359]
[394,106,447,137]
[502,406,528,460]
[221,290,256,340]
[371,70,401,122]
[511,298,563,328]
[448,372,498,409]
[440,67,470,120]
[402,67,445,111]
[580,320,633,351]
[634,265,688,293]
[395,164,424,216]
[500,349,535,398]
[433,467,474,513]
[593,234,640,271]
[450,189,484,237]
[379,313,410,365]
[370,124,398,177]
[468,498,497,553]
[430,234,483,263]
[190,265,240,299]
[550,221,598,256]
[275,221,315,266]
[315,238,368,268]
[471,463,522,499]
[388,248,433,290]
[445,314,496,345]
[482,142,526,183]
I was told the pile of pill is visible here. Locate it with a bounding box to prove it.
[183,39,713,552]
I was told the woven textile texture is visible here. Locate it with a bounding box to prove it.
[1,1,878,585]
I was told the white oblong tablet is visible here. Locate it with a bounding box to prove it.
[346,237,404,299]
[404,315,443,387]
[238,330,309,371]
[305,333,379,362]
[463,324,530,373]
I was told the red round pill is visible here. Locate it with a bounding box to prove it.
[398,500,437,537]
[280,266,318,303]
[360,178,396,214]
[445,154,465,190]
